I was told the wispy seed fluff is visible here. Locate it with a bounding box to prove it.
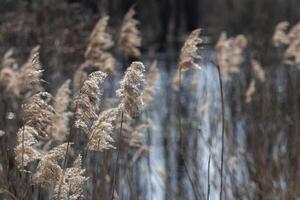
[73,71,107,132]
[116,62,145,116]
[179,28,202,70]
[22,92,55,136]
[118,7,142,57]
[88,108,119,151]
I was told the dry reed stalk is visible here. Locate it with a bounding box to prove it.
[111,61,145,199]
[176,29,202,199]
[118,6,142,58]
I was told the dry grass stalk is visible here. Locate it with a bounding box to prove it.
[73,71,107,132]
[118,6,142,57]
[142,60,159,108]
[245,79,256,104]
[116,61,145,116]
[216,32,248,79]
[51,80,73,142]
[179,29,202,71]
[88,108,119,151]
[272,21,290,47]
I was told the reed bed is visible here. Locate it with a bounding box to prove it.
[0,4,299,200]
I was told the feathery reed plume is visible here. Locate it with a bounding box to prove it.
[85,16,114,60]
[176,28,202,199]
[51,80,72,141]
[287,22,300,41]
[73,71,107,132]
[15,126,41,168]
[118,6,142,57]
[88,108,119,151]
[65,155,87,200]
[272,21,290,47]
[73,16,115,91]
[53,175,69,200]
[245,79,256,104]
[4,45,44,96]
[22,92,55,136]
[142,60,159,108]
[0,49,18,88]
[216,32,248,79]
[0,46,43,96]
[53,155,87,200]
[283,23,300,68]
[34,143,69,187]
[111,62,145,199]
[1,48,18,69]
[116,61,145,116]
[251,59,266,82]
[72,61,99,92]
[179,29,202,71]
[84,16,116,75]
[272,22,300,68]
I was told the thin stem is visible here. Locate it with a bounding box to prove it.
[21,126,25,170]
[215,63,225,200]
[57,123,75,198]
[145,110,153,200]
[0,188,18,200]
[178,68,199,200]
[111,111,124,200]
[207,154,211,200]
